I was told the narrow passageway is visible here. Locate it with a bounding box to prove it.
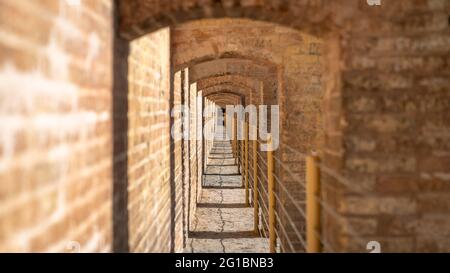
[1,0,450,254]
[185,135,269,253]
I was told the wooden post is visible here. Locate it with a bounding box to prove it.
[236,118,240,168]
[241,127,244,179]
[244,119,249,206]
[253,138,259,235]
[306,154,321,253]
[267,136,276,253]
[233,114,239,163]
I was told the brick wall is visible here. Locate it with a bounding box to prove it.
[279,32,324,252]
[204,98,216,161]
[126,28,172,252]
[181,68,191,244]
[1,0,449,253]
[197,91,203,212]
[173,19,324,252]
[188,82,200,230]
[0,0,114,252]
[336,1,450,252]
[172,71,184,252]
[0,1,187,252]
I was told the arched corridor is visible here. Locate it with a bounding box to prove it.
[185,135,269,253]
[0,0,450,253]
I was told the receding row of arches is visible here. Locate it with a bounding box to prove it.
[1,0,448,253]
[110,0,450,253]
[112,14,329,252]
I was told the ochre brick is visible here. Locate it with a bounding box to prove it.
[0,0,449,254]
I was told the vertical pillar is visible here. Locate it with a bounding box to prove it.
[253,135,259,235]
[240,127,244,176]
[233,114,239,163]
[267,136,276,253]
[306,154,321,253]
[244,118,249,206]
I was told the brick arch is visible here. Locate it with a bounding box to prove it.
[118,0,354,40]
[197,75,260,95]
[205,90,243,100]
[200,84,255,104]
[176,50,278,72]
[199,81,254,96]
[172,18,311,71]
[177,20,327,253]
[125,12,327,254]
[190,58,278,104]
[1,0,448,254]
[189,58,277,83]
[206,91,243,107]
[201,84,250,98]
[205,89,245,103]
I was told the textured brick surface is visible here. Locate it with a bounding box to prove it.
[174,18,323,252]
[0,0,449,253]
[125,28,172,252]
[0,0,114,252]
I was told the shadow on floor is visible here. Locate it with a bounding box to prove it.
[189,231,258,239]
[202,186,243,190]
[185,137,269,253]
[197,203,249,208]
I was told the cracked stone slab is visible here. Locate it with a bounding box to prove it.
[203,175,242,188]
[207,158,236,165]
[208,154,235,159]
[186,139,269,253]
[205,165,239,175]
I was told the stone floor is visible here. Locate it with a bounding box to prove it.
[184,139,270,253]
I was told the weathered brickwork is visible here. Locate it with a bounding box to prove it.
[204,98,216,164]
[207,93,241,109]
[338,0,450,252]
[174,19,324,252]
[0,0,449,253]
[126,28,172,252]
[172,71,184,252]
[119,0,450,252]
[118,0,348,40]
[181,68,191,246]
[0,0,114,252]
[188,82,200,230]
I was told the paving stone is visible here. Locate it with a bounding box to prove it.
[185,139,269,253]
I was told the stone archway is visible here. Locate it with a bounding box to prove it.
[1,0,449,253]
